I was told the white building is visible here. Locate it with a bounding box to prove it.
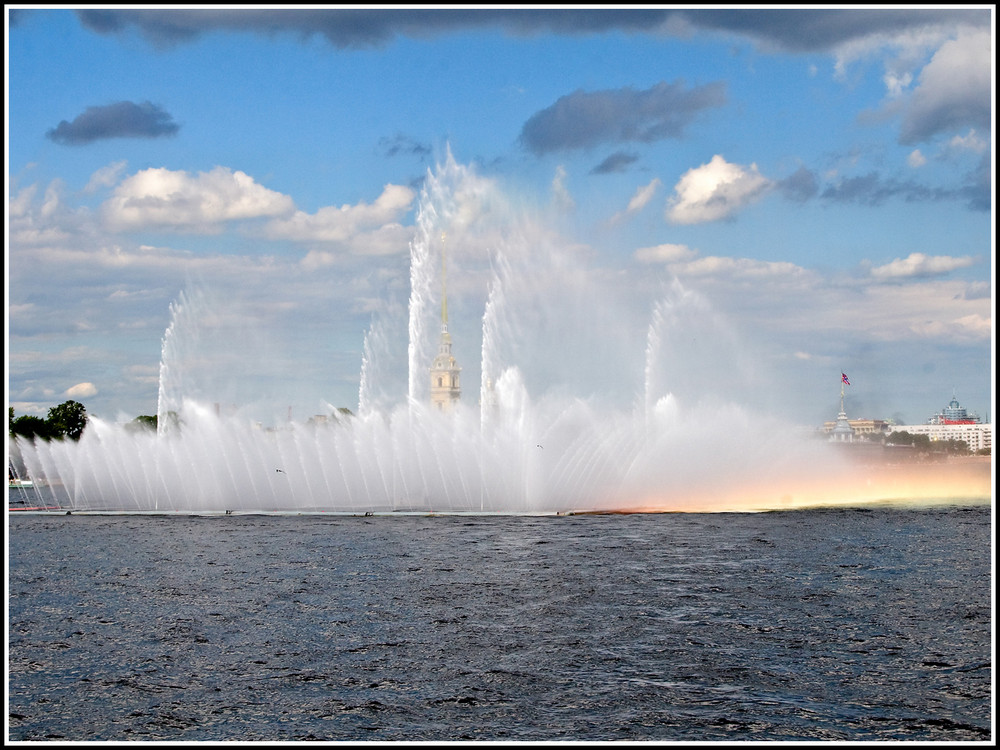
[887,422,992,453]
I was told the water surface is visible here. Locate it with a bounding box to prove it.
[7,504,992,741]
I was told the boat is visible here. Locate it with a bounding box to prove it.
[8,463,60,511]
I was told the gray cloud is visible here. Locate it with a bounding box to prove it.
[590,151,639,175]
[778,166,819,203]
[895,29,991,146]
[75,8,676,50]
[378,134,433,160]
[72,8,989,52]
[962,154,991,212]
[820,172,974,208]
[520,81,726,156]
[46,101,179,145]
[676,8,988,53]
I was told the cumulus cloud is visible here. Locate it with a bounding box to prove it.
[46,101,179,145]
[65,382,98,399]
[263,183,416,248]
[102,166,295,232]
[520,80,726,155]
[666,155,772,224]
[8,180,81,247]
[897,29,991,145]
[868,252,977,280]
[299,223,414,268]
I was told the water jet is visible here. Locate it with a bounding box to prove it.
[15,155,987,514]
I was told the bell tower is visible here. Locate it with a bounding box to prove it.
[430,232,461,412]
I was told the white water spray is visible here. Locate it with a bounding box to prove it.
[17,153,906,515]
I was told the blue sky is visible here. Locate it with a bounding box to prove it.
[6,7,994,428]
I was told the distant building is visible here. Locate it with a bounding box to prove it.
[430,232,461,413]
[888,392,990,452]
[430,325,461,412]
[822,418,891,440]
[929,391,982,424]
[820,385,990,453]
[824,371,874,442]
[887,422,992,453]
[827,410,856,442]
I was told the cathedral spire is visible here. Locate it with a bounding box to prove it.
[430,230,461,411]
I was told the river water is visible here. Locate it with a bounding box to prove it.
[6,503,993,742]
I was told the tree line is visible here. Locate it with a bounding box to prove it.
[9,401,90,442]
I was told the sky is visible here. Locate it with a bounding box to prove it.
[5,6,995,430]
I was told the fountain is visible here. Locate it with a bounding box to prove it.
[13,154,989,514]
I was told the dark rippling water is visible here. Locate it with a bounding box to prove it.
[7,503,993,742]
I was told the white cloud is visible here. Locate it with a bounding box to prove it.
[263,183,415,245]
[299,223,415,268]
[946,128,988,155]
[633,242,805,281]
[633,242,697,264]
[609,178,662,225]
[85,161,128,193]
[665,155,772,224]
[7,181,77,246]
[676,256,803,278]
[907,149,926,168]
[102,166,296,232]
[626,178,661,214]
[869,252,977,279]
[66,382,99,399]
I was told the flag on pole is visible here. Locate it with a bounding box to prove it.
[842,372,851,386]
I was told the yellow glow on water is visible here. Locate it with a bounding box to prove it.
[605,457,993,514]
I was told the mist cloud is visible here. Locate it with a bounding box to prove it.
[520,81,726,155]
[46,101,179,145]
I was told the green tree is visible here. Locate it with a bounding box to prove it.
[886,431,931,449]
[47,400,89,441]
[125,414,158,433]
[10,414,59,441]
